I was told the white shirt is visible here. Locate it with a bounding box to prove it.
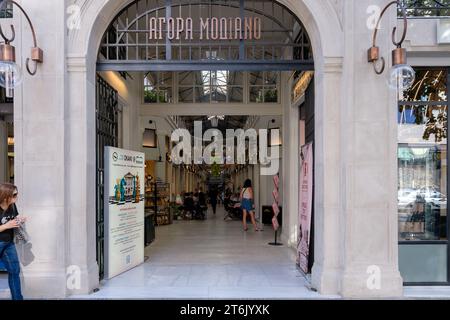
[242,188,252,199]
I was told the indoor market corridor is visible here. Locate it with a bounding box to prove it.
[72,206,330,299]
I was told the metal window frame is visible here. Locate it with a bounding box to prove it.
[143,70,279,104]
[398,66,450,286]
[0,1,12,19]
[97,0,314,71]
[399,0,450,18]
[96,75,119,280]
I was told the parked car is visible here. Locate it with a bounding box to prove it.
[398,188,418,209]
[398,187,447,211]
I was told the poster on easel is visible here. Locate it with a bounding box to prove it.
[104,147,145,279]
[297,143,313,274]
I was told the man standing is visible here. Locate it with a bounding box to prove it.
[209,188,218,215]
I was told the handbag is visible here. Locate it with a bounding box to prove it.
[15,241,35,267]
[14,222,30,244]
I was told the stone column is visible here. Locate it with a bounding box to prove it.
[14,0,71,298]
[310,56,345,295]
[337,0,403,298]
[281,72,298,247]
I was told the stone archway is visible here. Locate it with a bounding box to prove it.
[61,0,346,297]
[14,0,405,299]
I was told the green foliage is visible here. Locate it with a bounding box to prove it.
[144,89,168,103]
[211,162,221,177]
[264,89,278,103]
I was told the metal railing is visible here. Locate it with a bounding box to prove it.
[399,0,450,17]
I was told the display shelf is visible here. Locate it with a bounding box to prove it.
[145,179,172,226]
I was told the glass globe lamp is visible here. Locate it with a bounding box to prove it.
[388,63,415,92]
[0,44,23,98]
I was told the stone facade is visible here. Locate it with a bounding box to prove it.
[12,0,448,298]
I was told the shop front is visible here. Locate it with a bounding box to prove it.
[398,67,450,285]
[8,0,429,299]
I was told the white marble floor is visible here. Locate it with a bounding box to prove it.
[3,206,450,299]
[71,207,335,300]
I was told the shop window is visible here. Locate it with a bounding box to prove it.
[400,0,450,17]
[0,87,13,104]
[144,72,173,103]
[398,67,449,284]
[0,3,12,19]
[400,69,447,102]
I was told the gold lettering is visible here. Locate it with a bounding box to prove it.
[149,16,262,42]
[185,18,193,40]
[200,18,209,40]
[167,18,175,40]
[220,18,228,40]
[254,17,261,40]
[158,17,165,40]
[149,17,157,40]
[235,17,242,40]
[176,18,184,40]
[211,17,219,40]
[244,17,253,40]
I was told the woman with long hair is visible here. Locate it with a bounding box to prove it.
[0,183,26,300]
[240,179,260,232]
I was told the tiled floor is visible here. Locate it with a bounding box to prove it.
[71,207,334,299]
[4,206,449,299]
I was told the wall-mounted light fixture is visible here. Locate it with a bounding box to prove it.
[143,125,157,149]
[367,1,415,92]
[268,119,282,147]
[0,0,44,97]
[143,120,163,162]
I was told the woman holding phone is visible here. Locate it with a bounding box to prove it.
[0,183,27,300]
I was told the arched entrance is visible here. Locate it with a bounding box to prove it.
[61,0,346,297]
[94,0,314,281]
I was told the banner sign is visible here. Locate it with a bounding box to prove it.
[272,174,281,231]
[104,147,145,279]
[297,143,313,274]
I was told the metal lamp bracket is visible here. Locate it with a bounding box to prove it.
[368,0,408,75]
[0,0,43,75]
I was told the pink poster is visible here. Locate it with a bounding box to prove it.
[272,174,281,231]
[297,143,313,274]
[272,202,280,215]
[272,188,279,204]
[273,175,279,189]
[272,216,280,231]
